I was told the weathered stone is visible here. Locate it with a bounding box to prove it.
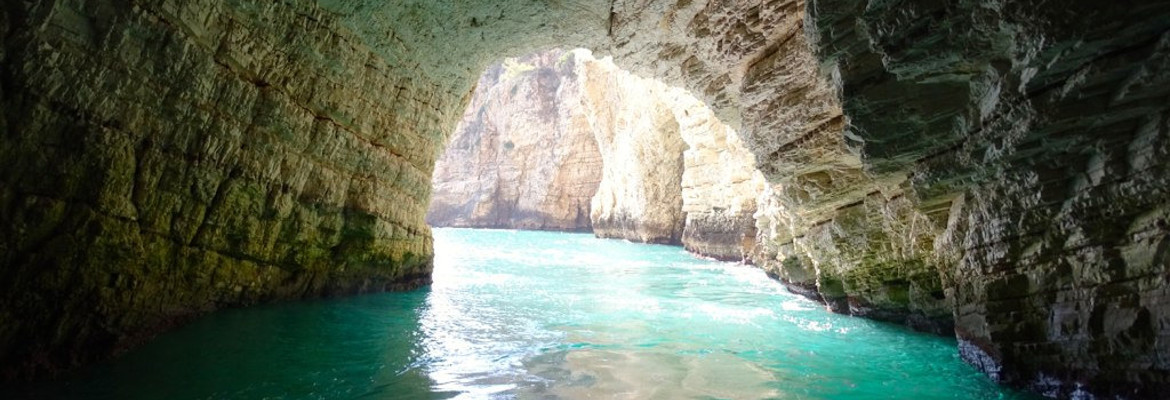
[809,0,1170,396]
[581,57,689,244]
[677,93,767,261]
[0,0,437,378]
[430,48,763,252]
[0,0,1166,397]
[427,49,602,232]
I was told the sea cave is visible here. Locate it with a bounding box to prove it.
[0,1,1168,399]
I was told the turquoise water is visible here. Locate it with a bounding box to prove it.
[13,228,1035,399]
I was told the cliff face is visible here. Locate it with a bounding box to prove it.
[676,97,767,261]
[426,50,601,231]
[607,0,955,333]
[582,58,690,244]
[808,1,1170,396]
[1,0,1167,397]
[0,0,439,378]
[430,49,761,252]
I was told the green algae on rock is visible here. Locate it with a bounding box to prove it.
[0,0,1167,397]
[0,0,435,379]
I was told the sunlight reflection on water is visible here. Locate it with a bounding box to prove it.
[416,228,1034,399]
[11,228,1039,400]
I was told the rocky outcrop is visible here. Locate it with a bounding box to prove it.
[429,48,763,252]
[426,50,601,231]
[807,0,1170,397]
[2,0,1167,397]
[0,0,438,379]
[754,181,954,334]
[581,57,689,244]
[676,97,767,261]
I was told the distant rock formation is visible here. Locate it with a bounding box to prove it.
[676,95,767,261]
[579,54,690,244]
[427,50,602,231]
[5,1,1167,397]
[429,49,763,250]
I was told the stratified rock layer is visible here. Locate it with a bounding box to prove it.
[0,0,438,378]
[427,50,601,231]
[582,58,689,244]
[809,0,1170,396]
[676,96,766,261]
[0,0,1166,397]
[430,48,763,256]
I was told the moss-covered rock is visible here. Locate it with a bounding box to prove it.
[0,0,434,379]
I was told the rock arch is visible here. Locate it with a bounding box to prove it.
[1,0,1167,397]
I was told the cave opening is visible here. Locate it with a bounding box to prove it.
[428,48,764,256]
[1,1,1167,399]
[409,48,1037,398]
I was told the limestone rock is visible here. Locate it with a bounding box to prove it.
[427,49,601,231]
[429,47,763,257]
[0,0,437,378]
[579,57,684,244]
[0,0,1166,397]
[676,97,767,261]
[809,0,1170,396]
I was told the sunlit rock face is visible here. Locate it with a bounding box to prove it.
[2,0,1167,396]
[426,50,601,231]
[676,98,767,261]
[430,48,764,254]
[581,58,689,244]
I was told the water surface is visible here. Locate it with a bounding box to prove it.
[13,228,1035,399]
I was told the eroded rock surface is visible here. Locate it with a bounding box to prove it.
[582,57,689,244]
[1,0,1167,397]
[676,97,767,261]
[426,50,601,231]
[430,48,763,253]
[0,0,439,378]
[809,0,1170,396]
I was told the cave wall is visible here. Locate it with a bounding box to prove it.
[0,0,441,377]
[808,0,1170,396]
[611,0,954,334]
[426,50,602,231]
[0,0,1166,397]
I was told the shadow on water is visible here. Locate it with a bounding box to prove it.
[3,228,1041,400]
[4,289,451,400]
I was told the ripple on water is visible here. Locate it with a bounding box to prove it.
[8,228,1041,400]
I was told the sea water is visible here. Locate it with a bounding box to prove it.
[15,228,1037,399]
